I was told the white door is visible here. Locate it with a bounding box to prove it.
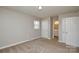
[41,19,49,38]
[62,17,79,46]
[69,17,79,46]
[65,17,73,45]
[62,18,67,43]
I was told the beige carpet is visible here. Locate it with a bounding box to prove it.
[0,38,78,53]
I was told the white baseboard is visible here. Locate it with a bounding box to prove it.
[41,37,51,40]
[32,37,41,40]
[58,40,79,48]
[0,40,30,50]
[0,37,40,50]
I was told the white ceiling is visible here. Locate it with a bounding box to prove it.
[4,6,79,18]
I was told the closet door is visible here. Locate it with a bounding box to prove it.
[65,17,73,45]
[69,17,79,46]
[62,17,79,46]
[62,17,71,44]
[62,18,67,43]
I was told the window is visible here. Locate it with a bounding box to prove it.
[34,20,40,29]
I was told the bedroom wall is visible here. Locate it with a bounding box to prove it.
[0,7,41,48]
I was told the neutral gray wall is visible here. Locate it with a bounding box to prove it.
[0,7,41,48]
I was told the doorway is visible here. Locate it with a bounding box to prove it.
[51,17,59,40]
